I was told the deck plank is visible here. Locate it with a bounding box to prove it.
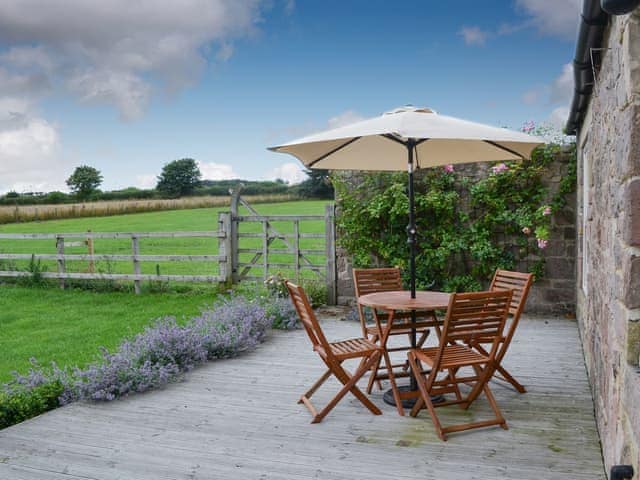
[0,315,605,479]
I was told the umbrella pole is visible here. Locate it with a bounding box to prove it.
[407,141,418,393]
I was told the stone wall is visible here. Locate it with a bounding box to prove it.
[576,10,640,476]
[335,150,577,315]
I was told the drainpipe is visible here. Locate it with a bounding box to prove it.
[601,0,640,14]
[610,465,634,480]
[566,0,608,135]
[566,0,640,134]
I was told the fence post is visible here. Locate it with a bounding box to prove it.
[262,219,269,281]
[325,204,337,305]
[293,219,300,283]
[218,212,232,285]
[56,236,65,289]
[132,235,141,294]
[86,230,95,273]
[229,185,243,283]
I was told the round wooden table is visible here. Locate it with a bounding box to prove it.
[357,290,451,414]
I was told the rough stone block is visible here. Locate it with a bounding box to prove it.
[564,226,577,240]
[545,258,576,280]
[628,318,640,366]
[624,179,640,247]
[543,287,576,305]
[624,255,640,309]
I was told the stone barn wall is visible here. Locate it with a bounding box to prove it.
[575,10,640,475]
[335,149,577,315]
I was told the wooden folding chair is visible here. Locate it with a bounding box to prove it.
[353,267,436,393]
[407,290,512,441]
[469,269,533,393]
[286,281,384,423]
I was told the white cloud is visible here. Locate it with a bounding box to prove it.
[198,161,238,180]
[547,105,571,129]
[269,162,307,184]
[515,0,581,40]
[327,110,366,129]
[458,26,489,46]
[0,112,67,194]
[550,63,574,104]
[0,0,266,119]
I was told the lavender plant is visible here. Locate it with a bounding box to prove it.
[1,294,274,428]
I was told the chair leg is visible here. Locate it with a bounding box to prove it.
[473,343,526,393]
[309,354,383,423]
[407,351,446,440]
[381,348,404,416]
[367,357,382,395]
[299,369,332,404]
[482,381,508,430]
[494,364,527,393]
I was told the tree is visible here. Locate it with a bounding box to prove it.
[66,165,103,200]
[156,158,202,197]
[294,169,334,199]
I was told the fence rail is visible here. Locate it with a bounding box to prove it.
[0,191,337,303]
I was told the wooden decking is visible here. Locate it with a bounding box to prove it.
[0,314,605,479]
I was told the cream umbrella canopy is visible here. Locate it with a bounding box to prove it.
[269,105,544,299]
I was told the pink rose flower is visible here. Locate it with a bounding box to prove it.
[543,207,552,216]
[491,163,509,174]
[444,164,454,173]
[522,227,531,235]
[537,238,548,249]
[522,120,535,134]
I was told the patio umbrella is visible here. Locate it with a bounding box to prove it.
[269,105,544,298]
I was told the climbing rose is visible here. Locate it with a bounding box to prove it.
[491,163,509,174]
[444,164,454,173]
[537,238,548,249]
[543,206,552,216]
[522,120,535,134]
[522,227,531,235]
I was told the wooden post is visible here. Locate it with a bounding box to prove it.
[293,219,300,283]
[218,212,232,285]
[56,236,65,289]
[86,230,95,273]
[325,204,337,305]
[262,219,269,281]
[132,235,141,294]
[229,185,243,283]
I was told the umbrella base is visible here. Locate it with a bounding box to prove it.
[383,385,444,409]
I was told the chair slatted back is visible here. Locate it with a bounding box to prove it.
[440,290,512,350]
[353,268,403,297]
[286,281,332,355]
[490,269,533,318]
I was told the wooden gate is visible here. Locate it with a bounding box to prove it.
[226,188,337,304]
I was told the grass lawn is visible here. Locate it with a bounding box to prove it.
[0,200,330,383]
[0,284,219,383]
[0,200,331,277]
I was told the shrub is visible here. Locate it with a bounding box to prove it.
[0,380,65,429]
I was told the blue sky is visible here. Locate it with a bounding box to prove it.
[0,0,580,193]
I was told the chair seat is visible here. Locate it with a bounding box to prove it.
[415,344,488,369]
[322,338,380,360]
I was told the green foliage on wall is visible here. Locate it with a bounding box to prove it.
[332,139,576,292]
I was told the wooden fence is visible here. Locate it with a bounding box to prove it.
[0,193,338,303]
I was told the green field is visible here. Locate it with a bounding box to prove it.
[0,286,216,382]
[0,200,331,382]
[0,200,331,278]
